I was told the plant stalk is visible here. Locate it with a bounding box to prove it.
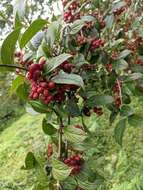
[0,64,28,71]
[57,117,64,190]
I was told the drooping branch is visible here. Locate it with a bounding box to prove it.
[0,64,28,71]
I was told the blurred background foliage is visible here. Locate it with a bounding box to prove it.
[0,0,60,131]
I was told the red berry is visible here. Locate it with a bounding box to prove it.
[29,64,41,73]
[40,82,48,88]
[47,81,56,90]
[115,97,122,108]
[136,59,142,65]
[43,89,50,97]
[47,144,53,157]
[77,35,86,45]
[39,57,46,69]
[32,70,41,81]
[15,51,23,57]
[106,63,112,72]
[32,86,38,92]
[37,87,44,94]
[63,63,73,73]
[33,92,39,99]
[83,107,91,117]
[74,125,82,129]
[45,95,53,104]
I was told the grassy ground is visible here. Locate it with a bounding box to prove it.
[0,101,143,189]
[0,114,45,190]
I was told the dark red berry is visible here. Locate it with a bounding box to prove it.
[29,64,41,73]
[83,107,91,117]
[47,81,56,90]
[43,89,49,97]
[33,92,39,99]
[64,155,84,176]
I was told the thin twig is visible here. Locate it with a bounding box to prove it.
[0,64,28,71]
[117,79,123,106]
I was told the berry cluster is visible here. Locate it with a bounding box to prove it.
[60,61,74,73]
[93,107,103,116]
[18,53,80,105]
[64,155,84,175]
[62,0,80,23]
[29,81,79,104]
[29,80,79,104]
[84,21,94,30]
[29,81,55,104]
[92,12,106,29]
[113,80,122,108]
[127,37,143,52]
[15,51,34,67]
[77,35,87,45]
[113,6,126,16]
[91,38,104,49]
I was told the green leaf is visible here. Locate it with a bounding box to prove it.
[70,19,84,35]
[120,105,133,117]
[73,53,88,67]
[64,125,87,143]
[25,104,40,115]
[1,28,21,65]
[109,111,119,125]
[30,101,49,113]
[46,21,61,47]
[20,19,47,48]
[16,83,28,100]
[14,12,23,29]
[110,39,124,47]
[87,95,114,107]
[77,179,96,190]
[114,119,126,146]
[24,152,37,170]
[81,15,95,22]
[41,41,52,58]
[126,73,143,82]
[105,14,114,28]
[52,159,71,181]
[52,71,84,87]
[36,184,45,190]
[113,59,128,70]
[111,1,126,11]
[42,118,57,135]
[118,49,131,59]
[62,176,77,190]
[45,53,72,73]
[128,114,143,127]
[66,98,81,117]
[10,75,24,95]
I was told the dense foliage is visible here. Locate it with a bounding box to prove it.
[0,0,143,189]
